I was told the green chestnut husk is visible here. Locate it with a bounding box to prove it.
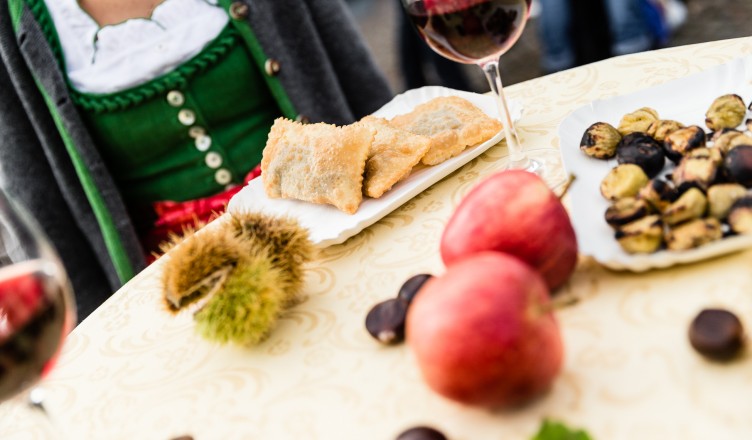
[162,212,313,346]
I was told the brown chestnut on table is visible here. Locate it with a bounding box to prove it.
[689,308,745,361]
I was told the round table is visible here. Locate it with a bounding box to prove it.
[4,37,752,440]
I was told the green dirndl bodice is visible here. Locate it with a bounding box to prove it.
[70,24,282,205]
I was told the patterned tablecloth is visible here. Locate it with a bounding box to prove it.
[4,37,752,440]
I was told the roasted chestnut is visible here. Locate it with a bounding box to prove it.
[580,122,622,159]
[723,145,752,187]
[662,187,708,226]
[647,119,684,142]
[617,107,660,136]
[728,195,752,234]
[616,134,666,178]
[665,217,722,251]
[672,148,719,192]
[664,125,706,163]
[690,146,724,165]
[638,178,678,212]
[705,94,747,131]
[727,134,752,152]
[600,164,650,201]
[615,215,664,254]
[605,197,652,228]
[713,130,752,157]
[710,127,739,141]
[707,183,747,220]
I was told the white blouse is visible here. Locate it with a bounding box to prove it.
[43,0,229,94]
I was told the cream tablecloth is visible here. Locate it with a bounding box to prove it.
[4,37,752,440]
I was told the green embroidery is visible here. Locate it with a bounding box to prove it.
[74,26,241,113]
[22,1,242,114]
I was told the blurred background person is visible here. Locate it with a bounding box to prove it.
[537,0,659,73]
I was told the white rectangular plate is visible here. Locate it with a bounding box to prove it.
[559,56,752,272]
[228,86,520,248]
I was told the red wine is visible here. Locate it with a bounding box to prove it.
[0,261,69,401]
[407,0,530,64]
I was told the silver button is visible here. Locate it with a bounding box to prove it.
[189,126,206,138]
[205,152,222,169]
[195,135,212,152]
[166,90,185,107]
[178,109,196,126]
[215,169,232,185]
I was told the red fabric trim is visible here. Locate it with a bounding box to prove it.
[143,166,261,261]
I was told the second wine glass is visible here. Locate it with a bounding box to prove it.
[0,188,76,431]
[401,0,560,182]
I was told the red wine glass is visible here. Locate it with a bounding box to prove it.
[0,189,76,417]
[401,0,560,181]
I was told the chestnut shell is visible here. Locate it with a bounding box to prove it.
[724,145,752,187]
[664,125,707,163]
[616,134,666,178]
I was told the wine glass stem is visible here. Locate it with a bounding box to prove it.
[481,60,530,169]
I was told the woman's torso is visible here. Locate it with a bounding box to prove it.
[41,0,281,204]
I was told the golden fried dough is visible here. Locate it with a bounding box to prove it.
[261,118,374,214]
[389,96,502,165]
[360,116,431,199]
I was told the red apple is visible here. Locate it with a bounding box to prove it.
[406,252,563,408]
[440,170,578,291]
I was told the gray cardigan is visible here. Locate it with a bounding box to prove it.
[0,0,393,320]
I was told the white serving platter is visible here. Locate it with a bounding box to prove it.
[559,56,752,271]
[228,86,521,248]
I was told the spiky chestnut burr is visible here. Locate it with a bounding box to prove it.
[161,211,312,345]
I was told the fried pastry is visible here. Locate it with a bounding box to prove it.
[389,96,502,166]
[360,116,431,199]
[261,118,374,214]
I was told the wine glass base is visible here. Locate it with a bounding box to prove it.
[504,148,568,190]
